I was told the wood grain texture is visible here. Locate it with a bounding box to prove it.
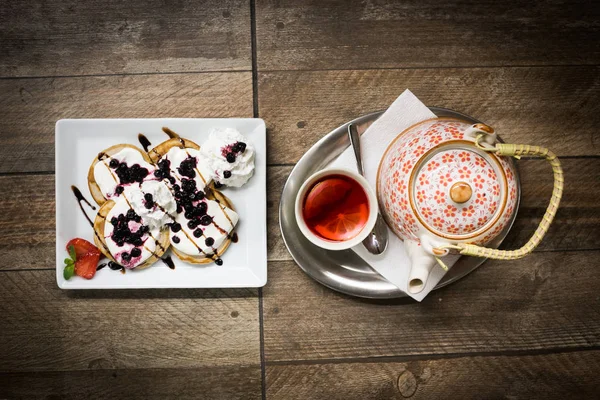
[0,72,252,173]
[3,157,597,270]
[0,270,260,371]
[0,366,261,400]
[263,251,600,361]
[0,0,251,77]
[266,350,600,400]
[259,67,600,163]
[256,0,600,71]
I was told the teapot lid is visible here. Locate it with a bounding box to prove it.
[409,143,507,239]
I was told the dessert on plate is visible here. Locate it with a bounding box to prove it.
[64,127,255,279]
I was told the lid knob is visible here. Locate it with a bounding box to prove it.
[450,181,472,204]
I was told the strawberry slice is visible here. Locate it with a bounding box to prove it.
[67,238,100,259]
[66,238,101,280]
[74,251,101,280]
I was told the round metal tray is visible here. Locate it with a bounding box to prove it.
[279,107,521,299]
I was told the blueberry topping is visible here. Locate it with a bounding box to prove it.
[131,248,141,257]
[170,223,181,233]
[200,215,212,226]
[188,220,198,229]
[205,237,215,247]
[126,209,137,220]
[115,186,124,195]
[215,258,223,266]
[109,159,119,168]
[134,215,142,223]
[182,179,196,193]
[144,193,153,202]
[176,204,183,213]
[193,228,203,238]
[184,211,193,219]
[172,236,180,244]
[173,184,180,192]
[226,153,236,163]
[223,170,232,179]
[196,191,205,200]
[178,156,197,178]
[108,261,122,270]
[154,170,163,178]
[144,201,153,209]
[119,162,127,170]
[198,202,208,214]
[111,217,118,226]
[234,142,246,153]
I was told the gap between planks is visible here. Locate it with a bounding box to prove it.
[265,345,600,367]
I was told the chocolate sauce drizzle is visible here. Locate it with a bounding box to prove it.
[162,127,180,139]
[162,255,175,270]
[138,133,152,153]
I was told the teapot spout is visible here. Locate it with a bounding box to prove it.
[404,240,438,294]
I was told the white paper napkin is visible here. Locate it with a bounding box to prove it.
[329,89,460,301]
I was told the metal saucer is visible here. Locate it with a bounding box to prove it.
[279,107,521,299]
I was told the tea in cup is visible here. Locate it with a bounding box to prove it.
[295,169,378,250]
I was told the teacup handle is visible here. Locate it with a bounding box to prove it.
[443,140,564,260]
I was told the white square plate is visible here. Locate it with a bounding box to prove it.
[55,118,267,289]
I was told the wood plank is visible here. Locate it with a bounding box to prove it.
[0,366,261,399]
[258,67,600,163]
[0,0,251,77]
[1,157,598,270]
[0,270,260,371]
[0,72,252,173]
[256,0,600,71]
[266,350,600,400]
[263,251,600,361]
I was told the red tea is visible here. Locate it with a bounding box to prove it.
[302,174,369,241]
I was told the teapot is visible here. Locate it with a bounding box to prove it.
[376,118,563,294]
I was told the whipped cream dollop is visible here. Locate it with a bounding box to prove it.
[93,148,155,199]
[126,180,176,230]
[200,128,255,188]
[104,195,161,269]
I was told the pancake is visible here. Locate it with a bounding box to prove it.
[170,185,237,265]
[93,200,170,270]
[88,144,154,206]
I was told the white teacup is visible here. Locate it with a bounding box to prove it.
[295,168,378,250]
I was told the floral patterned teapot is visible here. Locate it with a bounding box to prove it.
[377,118,563,294]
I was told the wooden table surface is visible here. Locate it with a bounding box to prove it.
[1,0,599,398]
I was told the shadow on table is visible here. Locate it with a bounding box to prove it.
[64,287,259,300]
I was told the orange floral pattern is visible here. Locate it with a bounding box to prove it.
[378,118,519,244]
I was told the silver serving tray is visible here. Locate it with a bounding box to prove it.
[279,107,521,299]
